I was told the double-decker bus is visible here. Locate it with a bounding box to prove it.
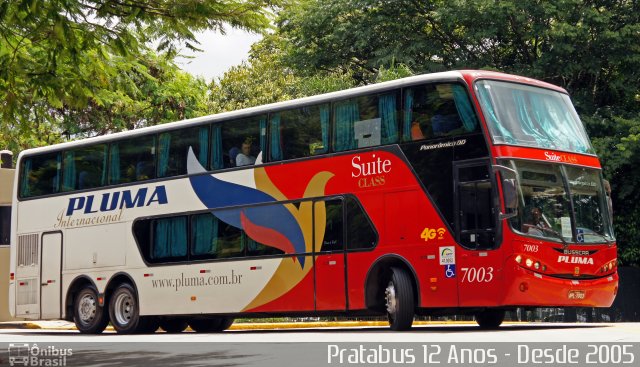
[9,70,617,333]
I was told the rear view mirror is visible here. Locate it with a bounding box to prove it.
[502,178,517,209]
[493,165,519,220]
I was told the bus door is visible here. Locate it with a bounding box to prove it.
[453,160,503,306]
[40,232,62,318]
[313,198,347,311]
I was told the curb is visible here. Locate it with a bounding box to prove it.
[1,320,529,331]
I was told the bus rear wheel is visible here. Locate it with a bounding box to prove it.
[73,286,108,334]
[108,283,152,334]
[188,317,229,333]
[160,318,188,333]
[475,309,505,329]
[385,267,415,331]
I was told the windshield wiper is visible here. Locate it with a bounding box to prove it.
[538,226,570,250]
[582,231,614,246]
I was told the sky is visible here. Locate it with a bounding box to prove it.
[175,28,263,82]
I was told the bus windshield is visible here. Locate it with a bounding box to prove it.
[502,159,614,244]
[476,80,594,154]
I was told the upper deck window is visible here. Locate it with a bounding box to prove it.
[403,83,479,141]
[20,152,61,197]
[333,92,400,152]
[476,80,594,154]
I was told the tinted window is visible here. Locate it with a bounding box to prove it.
[212,115,266,169]
[403,83,479,141]
[62,144,107,191]
[215,221,245,258]
[20,152,61,197]
[457,164,496,249]
[346,197,377,250]
[270,104,329,161]
[190,212,283,259]
[152,216,188,261]
[317,199,344,252]
[158,126,209,177]
[191,213,220,258]
[109,135,156,184]
[333,91,400,152]
[0,206,10,245]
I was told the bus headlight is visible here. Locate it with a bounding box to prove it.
[525,258,533,267]
[515,255,522,264]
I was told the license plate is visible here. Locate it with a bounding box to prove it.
[568,290,586,300]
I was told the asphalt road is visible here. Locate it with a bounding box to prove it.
[0,323,638,367]
[0,322,638,342]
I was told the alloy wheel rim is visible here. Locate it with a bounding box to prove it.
[385,280,397,320]
[78,293,96,324]
[114,292,134,326]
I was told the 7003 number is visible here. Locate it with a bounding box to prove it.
[460,267,494,283]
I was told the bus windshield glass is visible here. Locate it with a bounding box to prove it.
[476,80,594,154]
[502,160,614,244]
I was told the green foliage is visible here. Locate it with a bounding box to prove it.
[208,34,356,112]
[0,0,278,152]
[587,112,640,266]
[272,0,640,264]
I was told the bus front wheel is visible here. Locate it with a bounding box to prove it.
[385,267,415,331]
[475,309,505,329]
[73,286,108,334]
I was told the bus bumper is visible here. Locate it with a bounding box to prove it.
[502,265,618,308]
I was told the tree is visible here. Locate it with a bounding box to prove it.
[275,0,640,266]
[278,0,640,111]
[208,34,356,112]
[0,0,279,151]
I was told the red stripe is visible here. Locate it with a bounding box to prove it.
[240,211,297,258]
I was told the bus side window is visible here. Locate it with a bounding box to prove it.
[217,223,244,258]
[218,115,264,168]
[61,144,108,191]
[191,213,220,259]
[273,103,330,160]
[20,153,61,198]
[403,83,479,142]
[152,216,188,260]
[317,199,344,252]
[0,206,10,245]
[346,197,377,250]
[157,126,209,177]
[109,135,156,184]
[333,92,399,152]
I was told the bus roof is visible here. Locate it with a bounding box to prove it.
[17,70,566,159]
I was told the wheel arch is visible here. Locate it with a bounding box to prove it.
[105,272,139,306]
[64,275,98,321]
[363,254,421,311]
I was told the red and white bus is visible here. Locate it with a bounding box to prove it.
[9,70,617,333]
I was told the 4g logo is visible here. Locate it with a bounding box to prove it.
[421,227,446,242]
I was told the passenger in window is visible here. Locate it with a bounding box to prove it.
[525,207,550,236]
[432,100,462,136]
[411,121,425,140]
[236,138,256,166]
[228,147,240,167]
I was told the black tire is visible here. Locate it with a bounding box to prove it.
[160,318,188,333]
[108,283,144,334]
[217,317,234,331]
[136,316,160,334]
[73,286,109,334]
[189,317,222,333]
[475,309,506,329]
[385,267,415,331]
